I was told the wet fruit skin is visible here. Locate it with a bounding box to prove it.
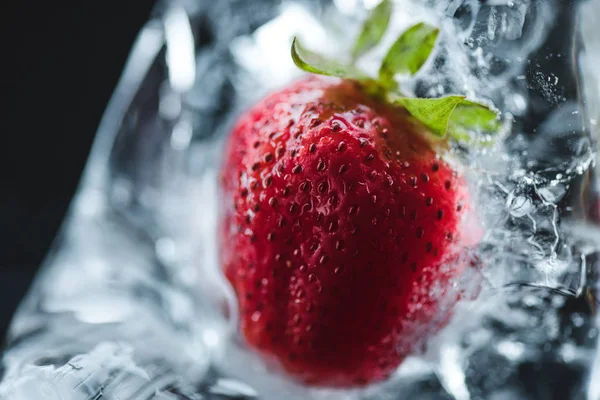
[220,75,478,387]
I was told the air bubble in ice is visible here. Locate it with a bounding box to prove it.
[506,192,533,218]
[536,183,566,204]
[496,340,525,361]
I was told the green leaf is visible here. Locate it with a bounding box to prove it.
[395,96,501,141]
[395,96,465,137]
[379,23,439,85]
[291,37,365,79]
[449,100,501,135]
[351,0,393,60]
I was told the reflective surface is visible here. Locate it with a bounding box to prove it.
[0,0,599,399]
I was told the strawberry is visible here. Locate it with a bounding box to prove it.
[219,2,498,388]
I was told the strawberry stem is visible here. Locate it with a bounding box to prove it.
[290,3,503,144]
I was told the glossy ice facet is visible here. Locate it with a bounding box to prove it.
[1,1,599,399]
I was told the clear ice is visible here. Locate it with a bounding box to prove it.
[0,0,599,399]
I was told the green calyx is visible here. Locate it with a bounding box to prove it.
[290,0,501,143]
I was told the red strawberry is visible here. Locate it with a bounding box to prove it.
[219,75,480,386]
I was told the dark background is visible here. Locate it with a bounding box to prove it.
[0,1,155,337]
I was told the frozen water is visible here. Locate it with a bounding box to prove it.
[0,0,599,399]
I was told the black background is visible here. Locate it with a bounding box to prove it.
[0,1,155,337]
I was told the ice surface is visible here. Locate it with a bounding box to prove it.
[0,0,599,399]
